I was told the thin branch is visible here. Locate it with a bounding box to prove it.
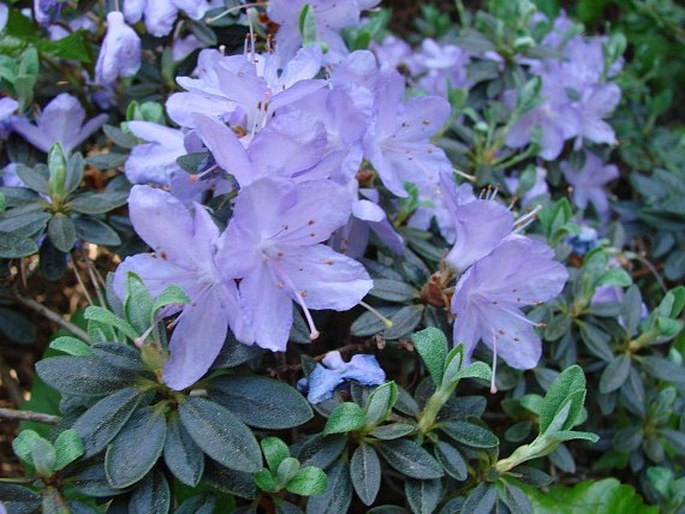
[12,294,90,342]
[0,407,61,425]
[0,354,24,406]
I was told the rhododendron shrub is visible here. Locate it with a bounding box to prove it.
[0,1,683,513]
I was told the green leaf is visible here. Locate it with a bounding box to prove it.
[453,361,491,382]
[350,444,381,506]
[440,345,464,387]
[539,365,586,434]
[128,469,170,514]
[596,268,632,287]
[364,381,397,427]
[376,440,444,479]
[209,375,312,430]
[179,396,262,473]
[72,387,147,457]
[324,402,366,435]
[49,336,91,356]
[65,153,85,194]
[261,437,290,473]
[287,466,328,496]
[12,430,55,476]
[276,457,300,485]
[439,421,499,448]
[646,466,673,497]
[53,429,84,470]
[298,4,317,47]
[411,327,448,387]
[105,407,167,488]
[124,272,154,334]
[498,482,532,514]
[520,478,658,513]
[405,478,443,514]
[163,414,204,487]
[84,306,139,341]
[254,468,279,493]
[151,285,189,320]
[305,460,353,514]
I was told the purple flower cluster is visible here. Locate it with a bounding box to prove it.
[440,173,567,380]
[506,13,622,160]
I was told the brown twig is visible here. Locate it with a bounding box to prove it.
[0,407,61,425]
[11,293,90,342]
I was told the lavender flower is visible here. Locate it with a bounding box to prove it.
[451,235,568,372]
[268,0,380,64]
[195,110,329,187]
[124,0,222,37]
[219,178,373,351]
[0,97,18,139]
[95,11,141,88]
[0,4,8,32]
[439,173,514,272]
[10,94,107,155]
[505,66,581,160]
[409,39,471,97]
[124,121,186,186]
[299,351,386,404]
[34,0,63,26]
[363,69,453,197]
[370,35,413,71]
[114,186,251,390]
[561,151,618,216]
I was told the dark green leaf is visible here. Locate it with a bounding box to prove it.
[305,460,353,514]
[73,217,121,246]
[350,444,381,506]
[599,356,631,393]
[0,231,38,258]
[369,279,418,302]
[47,213,75,252]
[405,478,443,514]
[439,421,499,448]
[0,307,35,344]
[641,356,685,383]
[433,441,467,481]
[203,461,256,500]
[364,381,397,427]
[69,191,128,214]
[498,482,532,514]
[461,483,496,513]
[297,433,347,469]
[179,396,261,473]
[72,463,125,498]
[384,305,424,340]
[209,375,312,430]
[0,483,42,514]
[370,422,416,440]
[377,440,443,479]
[36,355,137,397]
[175,493,216,514]
[106,407,167,488]
[73,387,147,457]
[163,414,204,487]
[128,469,170,514]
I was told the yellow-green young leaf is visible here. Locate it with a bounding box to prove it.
[441,345,464,388]
[286,466,328,496]
[364,381,398,427]
[53,429,84,470]
[539,365,586,434]
[411,327,448,386]
[12,430,56,476]
[261,437,290,473]
[324,402,366,435]
[298,4,317,46]
[49,336,91,356]
[254,468,279,493]
[276,457,301,486]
